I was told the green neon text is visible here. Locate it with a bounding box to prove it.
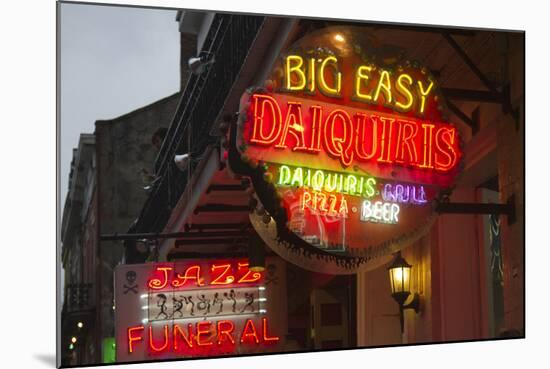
[276,164,377,198]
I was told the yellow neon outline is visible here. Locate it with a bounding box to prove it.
[149,325,170,352]
[417,80,434,114]
[339,196,349,218]
[312,170,324,191]
[301,190,312,211]
[328,194,338,216]
[240,319,260,344]
[365,177,377,198]
[308,57,316,93]
[373,70,392,104]
[395,74,414,111]
[216,320,236,345]
[318,56,341,96]
[128,326,144,353]
[354,66,373,101]
[290,167,304,187]
[173,324,194,350]
[196,321,214,347]
[285,55,306,91]
[148,267,172,290]
[262,318,280,343]
[278,165,291,185]
[172,265,205,288]
[210,263,235,285]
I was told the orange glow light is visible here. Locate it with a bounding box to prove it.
[148,267,172,290]
[149,325,169,352]
[217,320,236,345]
[237,262,262,283]
[127,326,144,353]
[240,319,260,344]
[210,263,235,285]
[196,321,214,347]
[172,265,205,288]
[262,318,280,343]
[173,323,194,350]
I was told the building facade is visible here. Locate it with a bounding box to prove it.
[61,134,97,366]
[61,10,524,366]
[127,13,524,358]
[61,93,181,365]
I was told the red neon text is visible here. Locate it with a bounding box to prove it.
[126,318,279,354]
[147,260,263,290]
[247,94,460,172]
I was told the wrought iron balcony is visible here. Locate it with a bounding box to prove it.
[63,283,93,313]
[133,13,265,234]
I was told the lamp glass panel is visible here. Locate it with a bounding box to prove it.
[389,266,411,294]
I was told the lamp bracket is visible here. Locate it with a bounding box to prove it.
[403,293,420,314]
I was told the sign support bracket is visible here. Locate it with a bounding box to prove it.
[436,194,516,225]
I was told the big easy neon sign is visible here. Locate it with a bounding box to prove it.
[230,26,463,272]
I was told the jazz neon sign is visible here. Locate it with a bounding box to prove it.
[123,260,279,356]
[147,262,262,290]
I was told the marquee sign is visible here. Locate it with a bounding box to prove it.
[228,26,463,273]
[115,259,286,362]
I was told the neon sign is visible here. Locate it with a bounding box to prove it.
[246,93,459,176]
[382,183,427,204]
[360,200,400,224]
[277,164,377,198]
[147,262,261,290]
[229,26,463,271]
[300,189,349,218]
[115,259,284,361]
[283,55,435,115]
[126,318,279,355]
[145,286,266,322]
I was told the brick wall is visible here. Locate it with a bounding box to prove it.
[93,92,180,359]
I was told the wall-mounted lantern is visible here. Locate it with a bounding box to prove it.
[387,251,420,333]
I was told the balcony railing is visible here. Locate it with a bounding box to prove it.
[63,283,93,313]
[133,13,265,233]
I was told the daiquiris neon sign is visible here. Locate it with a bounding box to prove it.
[249,93,459,171]
[272,163,429,225]
[233,27,462,258]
